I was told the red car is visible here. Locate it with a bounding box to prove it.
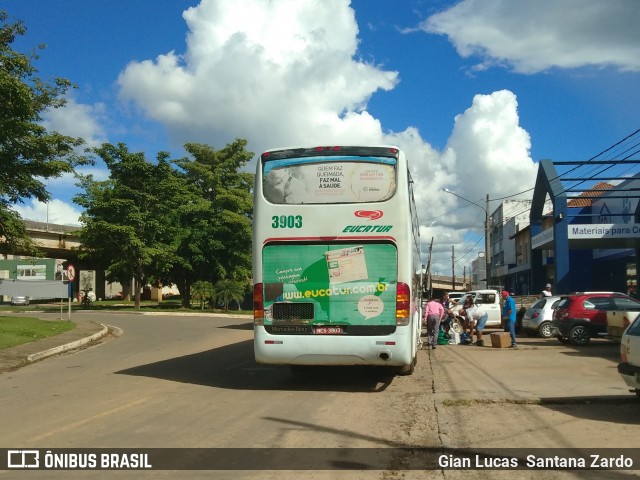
[550,292,640,346]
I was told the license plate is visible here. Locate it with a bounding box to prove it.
[314,326,344,335]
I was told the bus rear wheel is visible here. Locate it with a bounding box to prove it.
[397,354,417,376]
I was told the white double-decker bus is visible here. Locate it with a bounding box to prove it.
[252,146,422,374]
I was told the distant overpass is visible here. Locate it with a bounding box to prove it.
[24,220,81,259]
[429,274,471,292]
[21,220,109,300]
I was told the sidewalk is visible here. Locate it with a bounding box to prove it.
[0,316,109,373]
[425,329,630,402]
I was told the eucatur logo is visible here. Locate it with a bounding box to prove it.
[354,210,383,221]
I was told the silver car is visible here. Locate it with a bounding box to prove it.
[522,296,562,338]
[10,295,30,306]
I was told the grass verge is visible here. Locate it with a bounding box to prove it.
[0,316,75,350]
[0,299,252,315]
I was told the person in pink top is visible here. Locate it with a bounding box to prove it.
[424,298,445,349]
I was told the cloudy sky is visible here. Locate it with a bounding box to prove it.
[5,0,640,278]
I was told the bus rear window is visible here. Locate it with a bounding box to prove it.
[262,156,396,204]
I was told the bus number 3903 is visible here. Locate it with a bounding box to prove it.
[271,215,303,229]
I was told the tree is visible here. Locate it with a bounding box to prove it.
[0,207,38,256]
[191,280,214,310]
[0,11,84,254]
[212,278,248,311]
[74,139,253,309]
[74,143,197,308]
[169,140,254,307]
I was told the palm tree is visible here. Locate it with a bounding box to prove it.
[212,279,247,311]
[191,280,214,310]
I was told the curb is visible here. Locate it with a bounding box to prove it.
[141,312,251,319]
[26,324,110,363]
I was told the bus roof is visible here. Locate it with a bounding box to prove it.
[261,145,401,162]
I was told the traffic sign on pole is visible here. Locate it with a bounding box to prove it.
[67,264,76,281]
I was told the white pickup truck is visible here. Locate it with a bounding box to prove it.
[449,289,502,329]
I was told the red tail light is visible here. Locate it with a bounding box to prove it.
[554,309,568,320]
[253,283,264,325]
[396,282,410,326]
[532,312,539,319]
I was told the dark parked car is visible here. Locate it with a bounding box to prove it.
[550,292,640,346]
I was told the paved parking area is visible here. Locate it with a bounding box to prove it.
[419,330,640,454]
[428,330,630,402]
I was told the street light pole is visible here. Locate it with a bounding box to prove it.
[443,189,492,289]
[485,193,491,288]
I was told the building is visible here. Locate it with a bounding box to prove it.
[493,159,640,296]
[470,252,486,289]
[489,200,530,284]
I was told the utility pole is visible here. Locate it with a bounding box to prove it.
[451,245,455,291]
[441,188,491,289]
[463,266,467,291]
[485,193,491,289]
[426,237,433,299]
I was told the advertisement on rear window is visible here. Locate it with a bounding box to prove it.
[262,156,396,204]
[262,244,397,326]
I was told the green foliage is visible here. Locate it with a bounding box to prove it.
[191,280,214,310]
[74,143,197,308]
[169,139,254,306]
[0,207,41,256]
[212,278,248,311]
[0,11,85,254]
[74,139,253,309]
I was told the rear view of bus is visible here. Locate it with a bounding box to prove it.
[253,146,422,374]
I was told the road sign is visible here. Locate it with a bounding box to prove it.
[67,264,76,281]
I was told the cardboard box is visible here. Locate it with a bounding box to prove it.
[490,332,511,348]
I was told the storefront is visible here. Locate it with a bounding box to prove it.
[530,159,640,294]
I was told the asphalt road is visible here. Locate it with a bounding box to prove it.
[0,312,639,480]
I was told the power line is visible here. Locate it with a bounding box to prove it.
[490,128,640,202]
[428,130,640,274]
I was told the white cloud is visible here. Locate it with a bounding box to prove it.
[42,96,108,148]
[445,90,535,198]
[422,0,640,73]
[13,199,81,227]
[412,90,536,275]
[117,0,398,152]
[36,98,110,225]
[113,0,536,276]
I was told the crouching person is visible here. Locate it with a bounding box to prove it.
[461,300,489,347]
